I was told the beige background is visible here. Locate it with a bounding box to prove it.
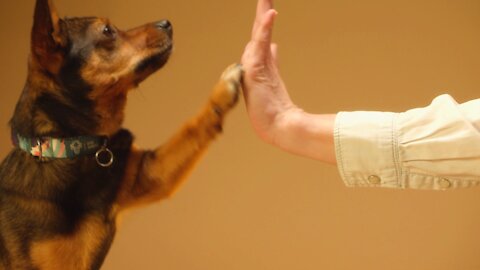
[1,0,480,269]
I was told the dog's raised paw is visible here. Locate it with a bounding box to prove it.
[211,63,243,114]
[221,63,243,92]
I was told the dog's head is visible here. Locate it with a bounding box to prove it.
[32,0,173,88]
[25,0,173,135]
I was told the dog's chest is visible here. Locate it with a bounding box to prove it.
[29,213,116,270]
[0,151,124,269]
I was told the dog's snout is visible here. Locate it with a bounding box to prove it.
[155,20,173,37]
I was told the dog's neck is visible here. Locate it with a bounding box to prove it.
[10,66,127,139]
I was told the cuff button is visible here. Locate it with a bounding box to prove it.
[368,175,382,185]
[439,178,452,189]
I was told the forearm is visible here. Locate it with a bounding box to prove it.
[271,109,337,164]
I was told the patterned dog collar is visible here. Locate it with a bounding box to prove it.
[11,131,114,167]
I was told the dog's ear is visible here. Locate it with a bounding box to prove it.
[31,0,66,71]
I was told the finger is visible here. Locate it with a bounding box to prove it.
[253,9,277,44]
[257,0,274,17]
[252,0,275,38]
[270,43,279,65]
[252,9,278,57]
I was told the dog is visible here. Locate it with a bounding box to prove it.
[0,0,242,269]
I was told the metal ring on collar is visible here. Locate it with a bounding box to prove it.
[95,147,114,167]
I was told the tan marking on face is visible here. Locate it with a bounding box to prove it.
[80,21,165,90]
[80,19,172,89]
[78,22,171,135]
[81,45,146,89]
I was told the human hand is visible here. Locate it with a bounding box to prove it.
[241,0,299,145]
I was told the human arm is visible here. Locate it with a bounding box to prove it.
[241,0,480,190]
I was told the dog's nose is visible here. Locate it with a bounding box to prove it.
[156,20,173,37]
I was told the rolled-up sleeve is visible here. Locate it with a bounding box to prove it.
[334,94,480,190]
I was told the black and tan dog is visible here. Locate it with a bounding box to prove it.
[0,0,242,269]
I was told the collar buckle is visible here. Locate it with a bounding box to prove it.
[36,138,43,157]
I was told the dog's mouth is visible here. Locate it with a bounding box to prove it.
[133,44,173,85]
[135,45,172,73]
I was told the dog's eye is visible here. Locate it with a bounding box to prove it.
[102,25,115,38]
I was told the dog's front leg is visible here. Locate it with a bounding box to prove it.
[116,64,242,209]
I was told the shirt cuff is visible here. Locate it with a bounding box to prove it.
[334,111,401,188]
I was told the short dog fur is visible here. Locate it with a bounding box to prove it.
[0,0,242,269]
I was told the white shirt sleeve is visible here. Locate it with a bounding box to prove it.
[334,94,480,190]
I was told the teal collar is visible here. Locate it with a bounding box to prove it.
[11,131,114,167]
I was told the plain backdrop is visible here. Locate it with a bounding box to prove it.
[1,1,480,269]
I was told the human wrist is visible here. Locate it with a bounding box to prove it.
[270,108,337,163]
[270,106,306,148]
